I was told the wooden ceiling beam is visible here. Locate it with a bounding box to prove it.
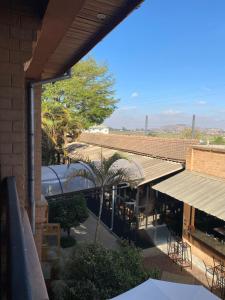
[58,0,144,75]
[25,0,86,80]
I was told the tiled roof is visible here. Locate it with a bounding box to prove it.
[78,133,198,162]
[67,144,183,186]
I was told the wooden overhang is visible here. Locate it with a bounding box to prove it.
[26,0,143,80]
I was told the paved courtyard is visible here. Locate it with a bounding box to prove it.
[71,211,119,250]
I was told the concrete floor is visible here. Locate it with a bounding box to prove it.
[71,211,119,250]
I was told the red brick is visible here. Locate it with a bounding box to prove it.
[0,48,9,62]
[0,166,13,177]
[0,132,24,143]
[13,165,24,177]
[10,39,20,50]
[0,24,9,38]
[12,74,24,87]
[0,36,20,50]
[187,146,225,179]
[0,10,20,26]
[0,153,23,165]
[9,50,21,63]
[20,40,32,51]
[10,50,31,64]
[13,120,23,132]
[0,36,9,49]
[0,121,12,132]
[0,73,11,86]
[0,97,11,109]
[0,62,23,74]
[0,87,23,98]
[13,142,23,154]
[21,15,39,30]
[0,143,12,154]
[10,27,33,41]
[0,109,23,121]
[22,50,32,62]
[12,96,24,109]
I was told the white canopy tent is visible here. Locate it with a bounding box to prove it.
[110,279,220,300]
[41,159,141,197]
[41,163,95,197]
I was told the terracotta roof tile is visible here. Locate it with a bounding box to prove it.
[78,133,198,162]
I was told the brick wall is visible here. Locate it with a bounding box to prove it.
[0,1,40,207]
[184,146,225,264]
[0,1,47,259]
[186,146,225,179]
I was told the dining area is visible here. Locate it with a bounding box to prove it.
[167,231,193,270]
[205,257,225,299]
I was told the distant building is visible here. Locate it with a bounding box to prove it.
[85,125,109,134]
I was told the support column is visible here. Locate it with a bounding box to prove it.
[135,188,140,228]
[110,186,116,231]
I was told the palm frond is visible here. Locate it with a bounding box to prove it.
[70,156,103,186]
[102,152,128,174]
[103,168,131,187]
[67,168,97,187]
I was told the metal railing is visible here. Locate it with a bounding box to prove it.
[5,176,49,300]
[6,176,32,300]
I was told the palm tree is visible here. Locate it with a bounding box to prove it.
[69,153,133,243]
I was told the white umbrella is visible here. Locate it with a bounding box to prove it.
[111,279,220,300]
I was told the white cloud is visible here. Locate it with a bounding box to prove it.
[161,109,181,116]
[131,92,139,98]
[197,100,207,105]
[201,86,212,92]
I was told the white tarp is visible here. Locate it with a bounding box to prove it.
[110,279,220,300]
[41,163,94,197]
[41,159,141,197]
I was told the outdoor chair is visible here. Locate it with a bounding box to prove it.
[213,265,225,299]
[203,260,215,288]
[213,257,222,268]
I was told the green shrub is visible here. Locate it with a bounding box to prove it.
[60,236,76,248]
[52,243,160,300]
[48,193,88,236]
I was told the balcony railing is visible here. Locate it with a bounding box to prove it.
[5,177,49,300]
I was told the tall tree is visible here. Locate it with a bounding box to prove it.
[69,153,133,243]
[42,57,118,164]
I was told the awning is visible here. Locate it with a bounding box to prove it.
[152,170,225,221]
[67,143,184,186]
[110,279,219,300]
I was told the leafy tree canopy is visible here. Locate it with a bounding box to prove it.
[42,57,117,129]
[42,57,117,164]
[48,194,88,236]
[52,243,160,300]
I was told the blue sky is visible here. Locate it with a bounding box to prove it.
[89,0,225,129]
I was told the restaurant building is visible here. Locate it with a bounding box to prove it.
[64,134,197,244]
[153,145,225,265]
[0,1,143,298]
